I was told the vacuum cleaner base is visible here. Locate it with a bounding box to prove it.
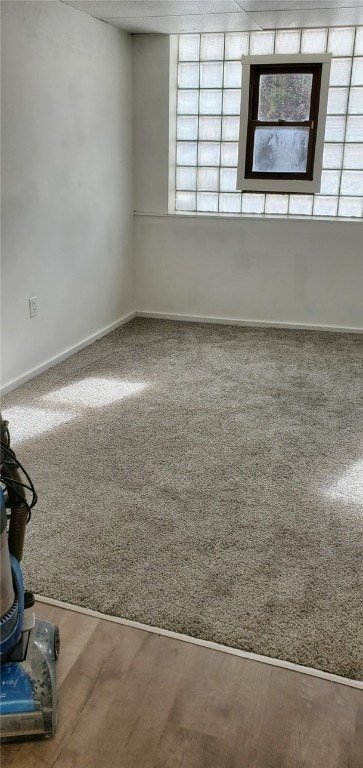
[0,619,59,742]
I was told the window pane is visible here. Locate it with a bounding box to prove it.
[348,88,363,114]
[252,127,309,173]
[355,28,363,56]
[225,33,249,60]
[220,167,237,191]
[197,167,219,191]
[258,73,312,121]
[250,32,275,55]
[219,193,241,213]
[320,170,341,195]
[338,197,363,217]
[221,142,238,167]
[242,193,265,214]
[289,195,313,215]
[200,34,224,61]
[176,167,197,191]
[313,196,338,216]
[327,88,349,114]
[322,144,344,169]
[176,191,196,211]
[176,142,198,166]
[199,90,222,114]
[275,30,301,55]
[329,59,352,87]
[340,170,363,195]
[199,117,221,141]
[351,58,363,86]
[222,116,240,141]
[346,115,363,142]
[343,144,363,170]
[177,117,198,140]
[200,62,223,88]
[179,35,200,62]
[197,192,219,212]
[301,29,327,53]
[328,28,355,57]
[178,90,199,115]
[224,62,241,89]
[222,90,241,115]
[198,142,220,166]
[178,63,199,89]
[265,194,289,214]
[324,116,346,142]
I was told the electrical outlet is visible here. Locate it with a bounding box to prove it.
[29,297,38,318]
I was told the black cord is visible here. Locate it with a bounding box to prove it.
[1,442,37,494]
[4,426,10,448]
[1,475,37,503]
[0,439,37,522]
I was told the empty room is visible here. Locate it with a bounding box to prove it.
[1,1,362,766]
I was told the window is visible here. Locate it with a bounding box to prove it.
[237,54,331,193]
[246,64,321,179]
[173,27,363,218]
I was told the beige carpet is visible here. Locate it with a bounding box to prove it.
[3,319,363,679]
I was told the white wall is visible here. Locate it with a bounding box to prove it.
[2,19,362,395]
[1,1,134,389]
[135,214,362,330]
[133,36,363,332]
[133,35,171,215]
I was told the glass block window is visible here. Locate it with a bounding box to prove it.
[175,27,363,218]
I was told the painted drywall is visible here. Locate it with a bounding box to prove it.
[133,35,362,331]
[133,35,171,214]
[1,1,134,389]
[135,214,363,330]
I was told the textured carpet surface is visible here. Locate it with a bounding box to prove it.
[3,319,363,679]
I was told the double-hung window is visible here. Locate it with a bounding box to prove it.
[237,54,331,193]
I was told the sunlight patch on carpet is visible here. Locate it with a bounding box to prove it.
[42,377,149,408]
[1,406,75,445]
[326,458,363,505]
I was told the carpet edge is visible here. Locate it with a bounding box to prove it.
[35,594,363,690]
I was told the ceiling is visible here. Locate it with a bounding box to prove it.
[61,0,363,34]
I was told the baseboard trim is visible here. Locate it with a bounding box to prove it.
[1,311,137,395]
[136,311,363,334]
[36,595,363,690]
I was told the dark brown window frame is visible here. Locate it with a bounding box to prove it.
[245,63,322,181]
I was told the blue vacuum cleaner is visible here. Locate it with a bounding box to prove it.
[0,414,59,742]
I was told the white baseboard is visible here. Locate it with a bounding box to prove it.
[136,311,363,334]
[1,311,137,395]
[36,595,363,690]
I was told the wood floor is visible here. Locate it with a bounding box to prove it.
[2,602,362,768]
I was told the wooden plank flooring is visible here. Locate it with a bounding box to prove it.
[1,602,362,768]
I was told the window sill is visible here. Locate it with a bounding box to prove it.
[134,210,362,224]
